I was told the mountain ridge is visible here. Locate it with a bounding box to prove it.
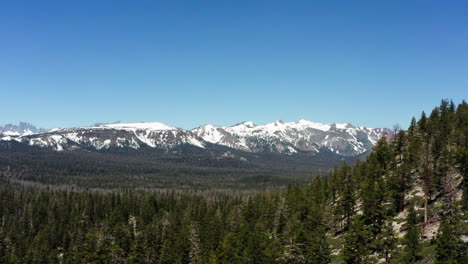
[0,120,390,157]
[0,122,45,136]
[191,119,389,156]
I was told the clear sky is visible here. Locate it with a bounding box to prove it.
[1,1,467,130]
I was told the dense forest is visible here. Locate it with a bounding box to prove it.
[0,100,467,263]
[0,140,358,190]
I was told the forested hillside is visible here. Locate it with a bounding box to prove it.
[0,100,466,263]
[0,138,362,190]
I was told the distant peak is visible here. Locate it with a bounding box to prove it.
[294,119,322,125]
[232,121,256,128]
[333,123,354,129]
[241,121,256,127]
[0,122,45,135]
[97,122,176,131]
[274,120,285,125]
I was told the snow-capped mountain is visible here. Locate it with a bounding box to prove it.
[2,122,205,151]
[0,122,44,136]
[192,120,390,156]
[0,120,390,156]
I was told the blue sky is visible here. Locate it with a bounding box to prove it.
[1,1,467,129]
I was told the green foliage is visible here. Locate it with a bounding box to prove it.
[375,220,398,263]
[402,205,420,264]
[0,99,466,263]
[435,220,464,264]
[342,216,372,264]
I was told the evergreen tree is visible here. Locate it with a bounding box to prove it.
[435,220,461,264]
[301,225,330,264]
[342,216,371,264]
[334,164,355,230]
[218,232,250,264]
[402,205,420,263]
[375,220,397,263]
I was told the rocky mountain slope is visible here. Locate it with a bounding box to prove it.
[0,120,390,156]
[1,122,205,151]
[192,120,388,156]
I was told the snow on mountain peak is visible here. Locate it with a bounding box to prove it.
[334,123,353,129]
[230,121,256,128]
[261,120,288,133]
[0,122,44,136]
[3,131,21,136]
[0,119,390,156]
[273,120,285,125]
[96,122,176,131]
[192,119,390,156]
[241,121,256,127]
[291,119,331,131]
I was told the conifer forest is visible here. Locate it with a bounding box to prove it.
[0,100,467,263]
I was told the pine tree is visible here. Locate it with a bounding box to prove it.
[402,205,420,263]
[128,236,146,264]
[435,220,461,264]
[420,110,434,233]
[342,216,371,264]
[375,220,397,263]
[159,214,178,264]
[301,225,330,264]
[334,164,355,230]
[361,155,387,235]
[218,232,250,264]
[299,178,331,264]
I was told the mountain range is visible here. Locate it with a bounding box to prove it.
[0,122,45,136]
[0,120,390,157]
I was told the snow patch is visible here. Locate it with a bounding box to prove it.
[98,122,176,131]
